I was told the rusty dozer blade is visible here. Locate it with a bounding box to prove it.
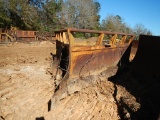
[51,28,135,105]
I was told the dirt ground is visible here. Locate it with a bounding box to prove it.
[0,41,55,120]
[0,41,159,120]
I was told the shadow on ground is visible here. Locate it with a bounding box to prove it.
[109,66,160,120]
[109,35,160,120]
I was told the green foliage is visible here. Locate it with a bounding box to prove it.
[0,0,100,31]
[100,15,133,34]
[0,0,152,37]
[42,0,62,30]
[60,0,101,30]
[0,1,11,28]
[73,33,85,38]
[0,0,62,31]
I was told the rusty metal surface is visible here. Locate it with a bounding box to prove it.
[70,45,129,78]
[131,35,160,79]
[130,40,139,61]
[15,30,37,38]
[0,29,39,42]
[55,28,134,36]
[53,28,135,79]
[0,28,56,43]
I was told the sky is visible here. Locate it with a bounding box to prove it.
[98,0,160,35]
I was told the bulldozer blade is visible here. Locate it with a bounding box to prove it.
[51,28,135,105]
[53,28,135,79]
[131,35,160,79]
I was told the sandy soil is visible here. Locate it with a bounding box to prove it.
[0,41,55,120]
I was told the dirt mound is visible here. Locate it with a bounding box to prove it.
[45,77,140,120]
[42,66,141,120]
[46,81,119,120]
